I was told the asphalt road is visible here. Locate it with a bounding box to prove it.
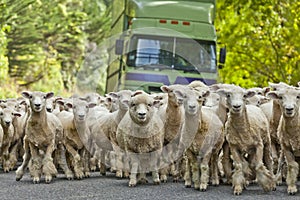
[0,170,300,200]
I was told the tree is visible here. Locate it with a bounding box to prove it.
[216,0,300,88]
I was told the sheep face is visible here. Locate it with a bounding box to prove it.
[22,91,54,113]
[176,87,209,115]
[217,87,255,114]
[161,85,187,106]
[116,90,132,111]
[71,99,96,122]
[267,88,300,118]
[129,93,156,124]
[0,107,21,128]
[204,92,220,107]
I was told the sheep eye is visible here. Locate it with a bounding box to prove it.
[297,96,300,99]
[148,103,152,107]
[131,103,136,107]
[226,94,231,98]
[29,95,33,99]
[279,96,283,100]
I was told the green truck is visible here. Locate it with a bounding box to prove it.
[106,0,225,93]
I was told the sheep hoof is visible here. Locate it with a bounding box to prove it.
[124,172,130,178]
[85,172,91,178]
[129,180,137,187]
[173,178,179,183]
[288,186,297,195]
[45,175,52,184]
[233,186,243,195]
[116,171,123,178]
[153,180,160,185]
[160,175,168,183]
[33,177,40,184]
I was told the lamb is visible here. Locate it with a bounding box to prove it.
[267,87,300,195]
[116,91,163,187]
[176,86,224,191]
[56,98,96,179]
[89,90,132,176]
[159,85,186,182]
[217,85,275,195]
[0,107,21,172]
[15,91,73,183]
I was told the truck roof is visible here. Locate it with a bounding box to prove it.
[126,0,216,24]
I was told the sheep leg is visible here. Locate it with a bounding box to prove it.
[2,144,11,172]
[263,141,274,175]
[8,141,20,171]
[283,147,299,195]
[65,143,83,179]
[16,139,31,181]
[210,151,220,186]
[28,143,42,184]
[56,144,74,180]
[221,141,233,184]
[199,150,212,191]
[230,146,246,195]
[42,142,57,183]
[252,144,275,192]
[82,149,91,177]
[191,156,200,190]
[183,153,192,188]
[129,156,138,187]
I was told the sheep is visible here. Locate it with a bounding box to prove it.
[217,85,275,195]
[176,86,224,191]
[89,90,132,177]
[15,91,73,183]
[56,98,96,179]
[267,87,300,195]
[0,107,21,172]
[116,91,163,187]
[159,85,186,182]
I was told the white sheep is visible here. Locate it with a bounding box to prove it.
[57,98,96,179]
[159,84,186,182]
[176,86,224,191]
[267,87,300,195]
[89,90,132,177]
[0,107,22,172]
[16,91,73,183]
[217,85,275,195]
[116,91,163,187]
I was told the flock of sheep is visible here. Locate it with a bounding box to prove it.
[0,80,300,195]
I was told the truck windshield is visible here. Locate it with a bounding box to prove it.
[126,35,216,73]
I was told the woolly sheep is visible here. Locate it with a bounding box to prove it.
[57,98,96,179]
[116,91,163,187]
[267,87,300,195]
[16,91,73,183]
[217,85,275,195]
[177,86,224,191]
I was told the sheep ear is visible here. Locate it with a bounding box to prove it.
[202,90,210,98]
[298,82,300,87]
[267,91,279,99]
[108,92,118,99]
[88,103,97,108]
[79,97,88,102]
[160,85,170,93]
[21,91,32,99]
[65,103,73,109]
[216,89,228,97]
[45,92,54,99]
[245,90,256,98]
[153,100,161,108]
[262,87,271,95]
[132,90,144,97]
[105,97,112,103]
[209,84,221,92]
[56,100,65,106]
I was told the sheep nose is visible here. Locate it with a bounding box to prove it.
[35,103,41,107]
[138,112,146,116]
[5,121,10,126]
[189,105,196,109]
[286,107,294,112]
[233,105,241,109]
[46,108,52,112]
[78,114,85,118]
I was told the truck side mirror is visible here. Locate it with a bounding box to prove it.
[218,47,226,69]
[115,39,124,55]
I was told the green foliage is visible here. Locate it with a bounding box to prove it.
[216,0,300,88]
